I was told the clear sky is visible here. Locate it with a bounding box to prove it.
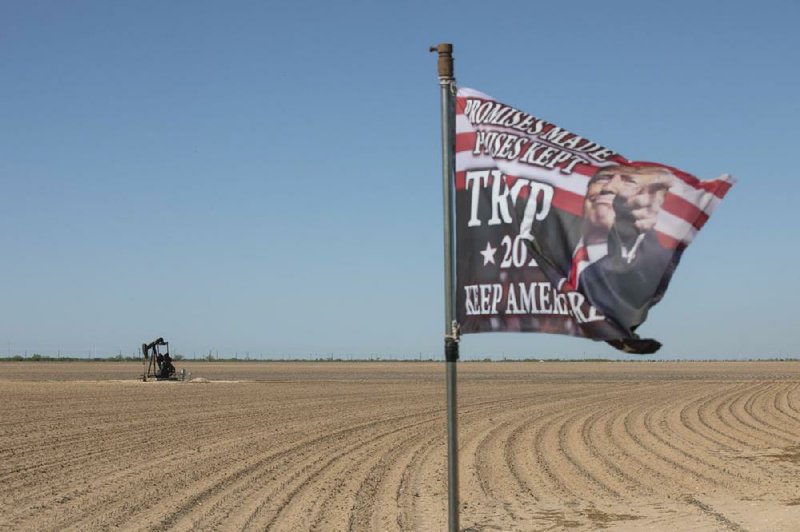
[1,1,797,360]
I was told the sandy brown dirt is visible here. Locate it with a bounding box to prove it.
[0,361,799,531]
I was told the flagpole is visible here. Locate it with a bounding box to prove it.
[431,42,460,532]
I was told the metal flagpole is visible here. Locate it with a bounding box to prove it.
[431,42,460,532]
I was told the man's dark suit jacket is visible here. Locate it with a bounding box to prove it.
[581,231,678,333]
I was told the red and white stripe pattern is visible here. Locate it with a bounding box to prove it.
[455,87,735,249]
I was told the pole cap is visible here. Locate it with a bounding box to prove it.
[429,43,454,80]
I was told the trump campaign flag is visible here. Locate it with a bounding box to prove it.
[455,88,734,354]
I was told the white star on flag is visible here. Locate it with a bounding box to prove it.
[480,241,497,266]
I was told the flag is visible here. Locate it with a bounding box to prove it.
[454,88,734,354]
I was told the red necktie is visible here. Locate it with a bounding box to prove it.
[565,245,588,291]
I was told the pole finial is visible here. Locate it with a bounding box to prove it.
[430,43,454,80]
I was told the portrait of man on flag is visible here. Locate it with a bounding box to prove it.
[560,165,676,327]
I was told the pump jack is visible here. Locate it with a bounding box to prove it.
[141,337,176,381]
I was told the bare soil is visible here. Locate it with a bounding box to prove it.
[1,361,799,531]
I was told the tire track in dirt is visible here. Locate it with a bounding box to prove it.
[600,387,678,496]
[507,383,664,503]
[70,433,284,528]
[462,388,600,505]
[460,387,612,529]
[34,425,295,531]
[3,362,800,532]
[402,393,564,532]
[258,395,546,531]
[714,383,778,448]
[502,412,553,503]
[529,393,603,504]
[160,408,441,531]
[446,395,547,529]
[640,384,768,492]
[457,386,626,527]
[36,389,437,531]
[587,383,691,493]
[727,383,796,446]
[555,403,624,502]
[606,396,687,493]
[641,397,734,488]
[6,405,304,532]
[0,406,265,495]
[279,409,444,531]
[265,421,429,531]
[393,435,442,532]
[744,382,800,441]
[645,384,729,467]
[396,419,447,532]
[684,496,748,532]
[773,382,800,424]
[678,382,782,484]
[235,394,520,531]
[472,417,520,500]
[699,383,762,449]
[401,393,528,530]
[344,421,440,531]
[468,397,549,497]
[785,382,800,416]
[659,386,763,489]
[0,424,206,529]
[0,418,188,481]
[678,385,742,453]
[468,382,718,526]
[579,403,656,498]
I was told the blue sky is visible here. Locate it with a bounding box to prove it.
[1,1,797,359]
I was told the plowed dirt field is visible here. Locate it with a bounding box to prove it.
[1,361,799,531]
